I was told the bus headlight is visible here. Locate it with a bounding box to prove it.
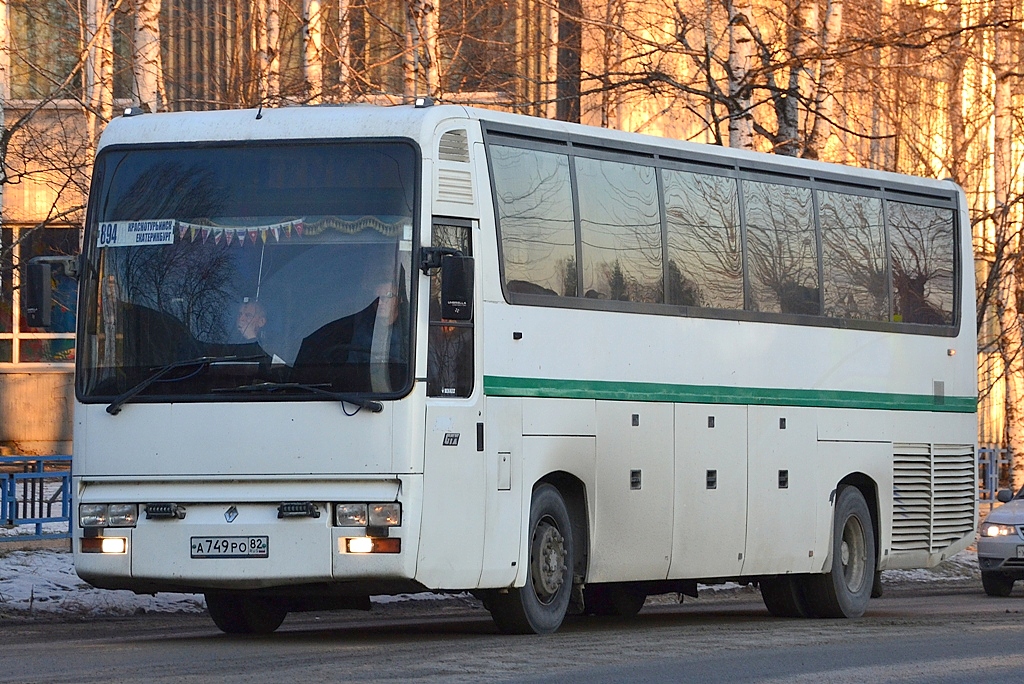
[79,503,139,528]
[108,504,139,527]
[334,503,401,527]
[369,503,401,527]
[79,504,108,527]
[981,522,1018,537]
[335,504,368,527]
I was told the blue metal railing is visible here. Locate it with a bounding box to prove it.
[0,455,72,542]
[978,445,1010,503]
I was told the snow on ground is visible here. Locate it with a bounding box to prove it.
[0,547,982,618]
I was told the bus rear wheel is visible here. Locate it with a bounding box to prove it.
[205,592,288,634]
[806,486,876,618]
[760,575,814,617]
[584,583,647,617]
[488,484,574,634]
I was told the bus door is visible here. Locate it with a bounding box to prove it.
[418,219,486,588]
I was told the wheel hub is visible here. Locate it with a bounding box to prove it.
[531,518,566,604]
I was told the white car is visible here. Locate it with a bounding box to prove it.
[978,488,1024,596]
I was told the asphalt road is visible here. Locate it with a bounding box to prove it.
[2,580,1023,683]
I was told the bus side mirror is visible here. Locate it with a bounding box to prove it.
[997,489,1013,503]
[441,255,473,321]
[25,255,79,329]
[26,261,53,328]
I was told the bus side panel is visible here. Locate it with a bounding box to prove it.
[812,439,893,573]
[516,434,596,588]
[742,406,819,575]
[588,401,673,583]
[416,403,486,590]
[479,397,524,588]
[669,403,747,580]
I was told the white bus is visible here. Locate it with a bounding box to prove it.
[40,103,976,634]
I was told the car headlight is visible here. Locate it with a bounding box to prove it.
[981,522,1018,537]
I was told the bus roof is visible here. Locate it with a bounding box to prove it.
[98,104,961,198]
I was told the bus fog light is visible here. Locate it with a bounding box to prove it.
[79,504,108,527]
[347,537,374,553]
[81,537,127,554]
[107,504,139,527]
[335,504,368,526]
[344,537,401,554]
[368,503,401,527]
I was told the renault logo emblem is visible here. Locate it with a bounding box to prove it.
[225,506,239,523]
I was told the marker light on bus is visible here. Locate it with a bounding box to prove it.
[344,537,401,554]
[81,537,128,554]
[80,503,139,528]
[334,503,401,527]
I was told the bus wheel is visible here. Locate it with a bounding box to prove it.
[807,486,876,618]
[584,583,647,617]
[981,571,1015,597]
[759,575,813,617]
[205,592,287,634]
[488,484,574,634]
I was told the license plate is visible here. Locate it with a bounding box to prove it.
[1017,545,1024,559]
[191,536,269,559]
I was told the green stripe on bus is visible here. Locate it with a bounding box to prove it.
[483,376,977,413]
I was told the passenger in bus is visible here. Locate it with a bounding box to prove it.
[350,279,409,392]
[236,298,267,342]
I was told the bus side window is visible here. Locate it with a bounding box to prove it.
[427,223,474,398]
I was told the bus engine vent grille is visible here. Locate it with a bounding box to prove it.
[437,168,474,205]
[892,443,975,554]
[438,129,470,163]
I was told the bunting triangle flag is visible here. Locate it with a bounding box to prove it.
[248,229,258,244]
[213,229,223,244]
[202,227,211,243]
[225,230,234,245]
[178,223,188,239]
[272,226,280,241]
[295,222,305,237]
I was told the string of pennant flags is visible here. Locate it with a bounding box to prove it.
[175,215,408,245]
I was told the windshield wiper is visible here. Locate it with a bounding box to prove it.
[106,354,265,415]
[213,381,384,414]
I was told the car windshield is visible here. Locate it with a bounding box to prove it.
[78,141,418,402]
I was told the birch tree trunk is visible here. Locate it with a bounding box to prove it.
[727,0,754,148]
[777,0,817,155]
[338,0,350,98]
[256,0,281,103]
[421,0,439,98]
[266,0,280,102]
[87,0,116,143]
[404,0,417,101]
[304,0,323,103]
[0,0,7,213]
[992,0,1024,492]
[133,0,167,112]
[804,0,842,159]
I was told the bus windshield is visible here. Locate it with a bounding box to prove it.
[78,141,418,403]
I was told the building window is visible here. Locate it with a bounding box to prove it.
[0,226,78,365]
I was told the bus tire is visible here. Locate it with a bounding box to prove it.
[205,592,287,634]
[488,484,574,634]
[759,575,814,618]
[981,571,1015,597]
[584,583,647,617]
[806,486,876,618]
